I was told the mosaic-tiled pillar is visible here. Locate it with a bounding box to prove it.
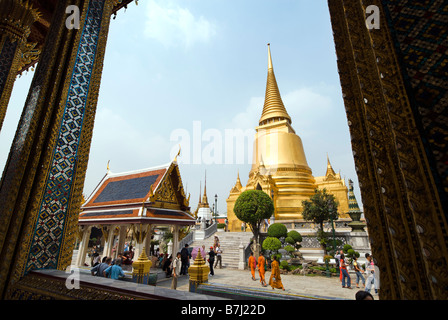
[328,0,448,299]
[0,0,40,131]
[0,0,119,298]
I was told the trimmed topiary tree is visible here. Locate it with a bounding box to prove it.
[234,190,274,251]
[262,236,282,252]
[267,223,288,239]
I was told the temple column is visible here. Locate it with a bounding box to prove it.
[116,225,128,258]
[0,0,121,298]
[0,0,40,131]
[102,225,115,259]
[172,225,180,255]
[76,226,91,267]
[144,226,152,257]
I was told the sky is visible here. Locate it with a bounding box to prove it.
[0,0,363,216]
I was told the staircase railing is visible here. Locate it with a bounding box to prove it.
[178,230,194,248]
[204,222,217,239]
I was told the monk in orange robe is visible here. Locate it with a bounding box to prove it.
[258,253,267,287]
[269,256,285,290]
[248,252,257,281]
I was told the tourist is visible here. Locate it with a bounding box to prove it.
[113,253,123,266]
[355,290,374,300]
[248,252,257,281]
[225,218,228,232]
[91,257,112,277]
[214,244,223,269]
[213,235,220,250]
[268,255,285,291]
[208,246,215,276]
[340,253,352,289]
[353,256,365,288]
[364,253,378,294]
[180,244,191,275]
[258,252,267,287]
[171,252,182,290]
[335,250,343,282]
[103,259,125,280]
[163,255,173,278]
[91,252,101,267]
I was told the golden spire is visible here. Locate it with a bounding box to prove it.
[236,170,242,189]
[259,43,292,126]
[198,181,202,205]
[202,171,209,205]
[326,154,336,177]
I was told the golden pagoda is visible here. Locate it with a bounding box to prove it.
[226,44,349,231]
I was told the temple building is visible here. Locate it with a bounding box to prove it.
[77,159,195,266]
[194,175,213,223]
[226,44,349,232]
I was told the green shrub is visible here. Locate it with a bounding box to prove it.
[262,236,282,251]
[330,268,337,273]
[280,260,290,271]
[287,230,302,243]
[267,223,288,239]
[343,244,352,253]
[285,236,295,245]
[217,223,226,229]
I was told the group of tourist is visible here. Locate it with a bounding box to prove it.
[90,255,125,280]
[88,243,135,280]
[335,251,379,296]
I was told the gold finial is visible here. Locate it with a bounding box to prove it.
[267,43,273,70]
[107,160,110,173]
[174,144,181,162]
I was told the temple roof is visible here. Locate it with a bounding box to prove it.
[259,44,292,126]
[79,160,195,225]
[325,155,337,178]
[83,163,168,207]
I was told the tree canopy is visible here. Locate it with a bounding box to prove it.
[234,190,274,244]
[302,188,339,231]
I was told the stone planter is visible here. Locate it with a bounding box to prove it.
[348,211,366,232]
[348,211,362,221]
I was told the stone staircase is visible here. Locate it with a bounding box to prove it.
[189,231,253,269]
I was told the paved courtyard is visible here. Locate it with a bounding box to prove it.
[153,267,379,300]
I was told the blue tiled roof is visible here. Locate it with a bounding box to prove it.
[93,174,159,203]
[81,210,134,217]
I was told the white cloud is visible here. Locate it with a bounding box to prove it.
[144,0,216,48]
[229,85,334,132]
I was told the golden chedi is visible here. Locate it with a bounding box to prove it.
[226,44,349,232]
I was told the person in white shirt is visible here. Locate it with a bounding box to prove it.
[171,252,182,290]
[214,244,223,269]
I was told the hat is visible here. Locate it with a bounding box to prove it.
[210,246,213,249]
